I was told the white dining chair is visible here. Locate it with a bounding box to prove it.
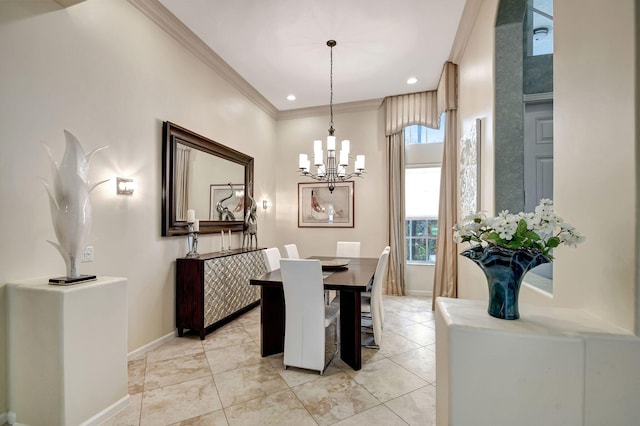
[336,241,361,258]
[262,247,281,272]
[280,259,339,375]
[283,243,300,259]
[361,246,390,348]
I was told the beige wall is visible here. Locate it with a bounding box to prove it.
[0,0,278,398]
[274,107,389,260]
[456,0,499,302]
[553,0,636,330]
[456,0,637,332]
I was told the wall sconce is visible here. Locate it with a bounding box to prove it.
[116,177,135,196]
[262,200,272,210]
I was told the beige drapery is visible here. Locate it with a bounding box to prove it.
[383,62,459,300]
[432,62,459,309]
[386,132,406,295]
[175,144,191,221]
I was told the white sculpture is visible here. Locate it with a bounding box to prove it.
[41,130,108,280]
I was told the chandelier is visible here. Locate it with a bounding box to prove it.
[298,40,365,193]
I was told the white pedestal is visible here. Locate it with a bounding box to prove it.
[8,276,128,426]
[435,297,640,426]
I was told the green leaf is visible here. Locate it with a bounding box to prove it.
[547,237,561,248]
[524,231,541,241]
[516,219,528,235]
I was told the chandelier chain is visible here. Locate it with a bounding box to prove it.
[329,40,335,135]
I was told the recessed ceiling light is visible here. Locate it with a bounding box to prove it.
[287,94,296,101]
[407,77,418,85]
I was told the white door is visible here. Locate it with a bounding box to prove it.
[524,101,553,213]
[524,100,553,281]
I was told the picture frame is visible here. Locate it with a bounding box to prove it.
[298,181,354,228]
[209,183,245,221]
[459,118,481,218]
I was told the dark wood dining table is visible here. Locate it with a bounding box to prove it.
[249,256,378,371]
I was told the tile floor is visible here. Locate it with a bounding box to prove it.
[101,295,436,426]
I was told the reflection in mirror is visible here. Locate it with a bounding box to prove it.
[162,121,254,236]
[174,143,244,221]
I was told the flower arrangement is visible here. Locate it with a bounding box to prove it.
[453,199,585,258]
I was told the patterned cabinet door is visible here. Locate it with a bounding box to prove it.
[203,250,266,328]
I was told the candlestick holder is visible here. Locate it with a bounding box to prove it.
[220,230,227,253]
[186,223,199,258]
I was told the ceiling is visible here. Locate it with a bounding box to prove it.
[157,0,467,111]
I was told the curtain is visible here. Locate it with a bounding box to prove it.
[383,61,459,302]
[386,132,406,295]
[385,91,440,135]
[432,62,459,309]
[432,109,458,307]
[175,144,191,221]
[384,91,440,296]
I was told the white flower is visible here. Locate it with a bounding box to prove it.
[452,199,584,258]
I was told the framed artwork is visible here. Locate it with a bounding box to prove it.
[298,181,354,228]
[459,118,481,218]
[209,183,244,220]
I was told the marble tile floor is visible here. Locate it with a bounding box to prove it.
[101,295,436,426]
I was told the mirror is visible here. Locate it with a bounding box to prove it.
[162,121,254,236]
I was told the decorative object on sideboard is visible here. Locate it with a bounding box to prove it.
[42,130,108,284]
[454,199,585,319]
[243,183,258,249]
[297,40,365,193]
[185,209,199,258]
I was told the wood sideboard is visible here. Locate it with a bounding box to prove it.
[176,248,266,339]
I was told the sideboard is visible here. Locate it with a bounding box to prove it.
[176,248,266,339]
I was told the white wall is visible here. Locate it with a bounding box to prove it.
[456,0,637,332]
[274,107,389,260]
[0,0,277,384]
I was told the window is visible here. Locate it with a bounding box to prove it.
[405,167,441,264]
[404,114,446,145]
[527,0,554,56]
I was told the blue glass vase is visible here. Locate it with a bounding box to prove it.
[461,245,551,319]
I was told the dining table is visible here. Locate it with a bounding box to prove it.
[249,256,378,371]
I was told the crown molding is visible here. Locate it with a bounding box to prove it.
[449,0,483,63]
[127,0,279,119]
[278,98,383,120]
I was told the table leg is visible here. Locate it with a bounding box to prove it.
[339,291,362,370]
[260,286,285,356]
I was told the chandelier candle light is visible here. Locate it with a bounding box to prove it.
[298,40,365,193]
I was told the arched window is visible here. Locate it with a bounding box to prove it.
[404,117,444,264]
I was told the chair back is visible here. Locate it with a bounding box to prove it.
[283,243,300,259]
[336,241,361,258]
[370,246,390,342]
[280,259,326,372]
[262,247,281,272]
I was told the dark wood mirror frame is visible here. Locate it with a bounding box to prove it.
[162,121,254,236]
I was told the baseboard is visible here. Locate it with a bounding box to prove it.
[128,331,176,360]
[406,289,433,297]
[80,395,130,426]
